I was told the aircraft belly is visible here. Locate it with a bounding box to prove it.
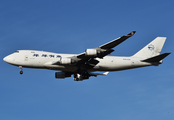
[44,64,77,72]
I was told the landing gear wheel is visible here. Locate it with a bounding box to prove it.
[20,71,23,74]
[19,66,23,75]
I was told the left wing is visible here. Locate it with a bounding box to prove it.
[55,71,109,80]
[89,71,109,76]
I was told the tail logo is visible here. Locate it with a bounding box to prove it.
[148,44,155,51]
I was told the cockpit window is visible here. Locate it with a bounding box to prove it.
[15,51,19,53]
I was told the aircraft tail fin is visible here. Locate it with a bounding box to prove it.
[133,37,166,58]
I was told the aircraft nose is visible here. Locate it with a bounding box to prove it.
[3,55,13,63]
[3,56,8,62]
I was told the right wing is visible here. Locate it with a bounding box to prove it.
[68,31,136,69]
[51,31,136,80]
[99,31,136,49]
[53,31,136,69]
[76,31,136,59]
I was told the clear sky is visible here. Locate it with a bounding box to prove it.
[0,0,174,120]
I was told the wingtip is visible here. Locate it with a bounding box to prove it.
[103,72,109,75]
[127,31,136,36]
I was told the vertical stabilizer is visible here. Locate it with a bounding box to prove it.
[133,37,166,58]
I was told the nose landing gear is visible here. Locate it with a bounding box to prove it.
[19,66,23,74]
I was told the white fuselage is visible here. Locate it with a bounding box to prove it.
[4,50,152,72]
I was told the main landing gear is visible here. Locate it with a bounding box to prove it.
[19,66,23,74]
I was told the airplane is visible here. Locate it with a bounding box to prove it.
[3,31,171,81]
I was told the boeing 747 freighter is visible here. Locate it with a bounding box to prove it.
[3,31,170,81]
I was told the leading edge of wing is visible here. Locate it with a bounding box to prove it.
[99,31,136,49]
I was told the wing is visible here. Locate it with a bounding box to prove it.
[53,31,136,68]
[53,31,136,80]
[76,31,136,59]
[99,31,136,49]
[70,31,136,67]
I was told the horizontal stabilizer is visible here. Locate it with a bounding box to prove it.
[141,53,171,63]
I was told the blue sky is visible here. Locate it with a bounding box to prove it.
[0,0,174,120]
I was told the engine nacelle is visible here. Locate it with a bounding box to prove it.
[85,49,98,56]
[57,57,75,65]
[73,73,89,81]
[55,72,71,79]
[61,57,72,64]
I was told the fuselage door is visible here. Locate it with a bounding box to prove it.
[25,55,28,61]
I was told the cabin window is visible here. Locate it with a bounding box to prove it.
[15,51,19,53]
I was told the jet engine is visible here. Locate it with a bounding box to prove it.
[55,72,72,79]
[73,73,90,81]
[85,49,99,56]
[56,57,75,65]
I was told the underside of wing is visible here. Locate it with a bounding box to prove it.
[55,71,109,81]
